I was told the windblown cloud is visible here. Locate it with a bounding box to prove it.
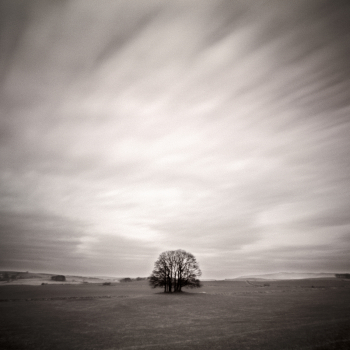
[0,0,349,278]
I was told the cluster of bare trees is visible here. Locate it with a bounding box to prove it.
[149,250,202,293]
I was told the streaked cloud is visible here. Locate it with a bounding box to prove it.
[0,0,349,278]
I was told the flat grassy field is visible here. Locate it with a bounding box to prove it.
[1,279,349,349]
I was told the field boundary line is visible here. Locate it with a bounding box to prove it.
[0,295,116,302]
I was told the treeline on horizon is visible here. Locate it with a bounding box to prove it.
[119,277,148,282]
[1,271,350,283]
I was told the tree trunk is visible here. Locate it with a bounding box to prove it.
[174,271,178,292]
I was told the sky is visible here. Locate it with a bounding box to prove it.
[0,0,350,279]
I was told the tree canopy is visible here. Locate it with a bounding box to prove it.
[149,249,202,293]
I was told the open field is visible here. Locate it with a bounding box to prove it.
[1,279,350,349]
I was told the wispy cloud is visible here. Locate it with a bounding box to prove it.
[0,0,349,278]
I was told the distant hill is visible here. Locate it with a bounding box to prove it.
[0,271,121,285]
[229,272,336,280]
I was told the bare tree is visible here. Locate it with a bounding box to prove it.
[149,250,202,292]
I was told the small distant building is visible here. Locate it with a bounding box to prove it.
[51,275,66,281]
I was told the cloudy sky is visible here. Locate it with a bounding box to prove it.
[0,0,349,279]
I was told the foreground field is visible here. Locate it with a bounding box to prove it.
[1,279,349,349]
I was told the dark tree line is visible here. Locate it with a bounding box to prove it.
[0,273,17,282]
[149,250,202,293]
